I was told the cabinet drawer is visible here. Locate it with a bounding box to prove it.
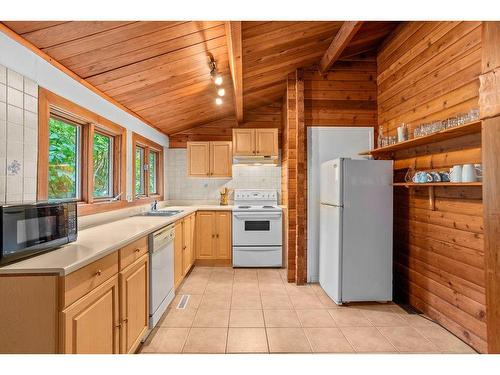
[62,252,119,308]
[119,237,148,271]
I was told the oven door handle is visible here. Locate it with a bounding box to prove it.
[233,213,282,220]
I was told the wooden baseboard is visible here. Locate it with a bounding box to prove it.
[194,259,232,267]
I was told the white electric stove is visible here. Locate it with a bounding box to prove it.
[232,189,283,267]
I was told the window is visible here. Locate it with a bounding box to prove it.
[39,89,127,215]
[93,132,113,198]
[48,116,81,200]
[132,133,163,199]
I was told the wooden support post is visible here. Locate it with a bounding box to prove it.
[295,69,307,285]
[479,21,500,354]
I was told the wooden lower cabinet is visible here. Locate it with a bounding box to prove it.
[119,255,149,354]
[195,211,232,261]
[174,214,196,289]
[61,275,120,354]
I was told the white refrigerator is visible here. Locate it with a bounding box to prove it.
[319,158,393,304]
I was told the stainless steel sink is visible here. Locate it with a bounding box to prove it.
[137,210,183,217]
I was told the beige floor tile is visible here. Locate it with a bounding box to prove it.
[171,294,202,309]
[264,309,301,327]
[296,309,336,327]
[361,309,409,327]
[231,293,262,309]
[259,283,287,294]
[140,328,189,353]
[378,326,439,353]
[227,328,269,353]
[285,284,317,296]
[234,269,258,283]
[199,293,232,309]
[261,293,293,309]
[304,328,354,353]
[414,326,476,353]
[314,291,341,308]
[230,309,265,328]
[204,282,233,295]
[178,280,207,295]
[182,328,228,353]
[289,293,324,309]
[341,327,397,353]
[267,328,312,353]
[400,314,440,328]
[160,308,197,328]
[193,309,230,327]
[233,282,260,294]
[328,308,373,327]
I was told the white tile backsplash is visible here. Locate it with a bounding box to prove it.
[166,148,282,202]
[0,64,38,204]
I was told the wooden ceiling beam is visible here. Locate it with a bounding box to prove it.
[225,21,243,123]
[319,21,364,74]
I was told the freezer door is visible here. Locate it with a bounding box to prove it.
[319,204,342,304]
[340,159,393,302]
[320,158,343,206]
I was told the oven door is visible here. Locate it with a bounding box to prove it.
[232,211,282,246]
[1,203,70,265]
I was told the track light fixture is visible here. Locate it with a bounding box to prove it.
[208,55,225,106]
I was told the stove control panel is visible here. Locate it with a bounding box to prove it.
[234,189,278,202]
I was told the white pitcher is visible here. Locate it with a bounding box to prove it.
[462,164,479,183]
[450,165,462,183]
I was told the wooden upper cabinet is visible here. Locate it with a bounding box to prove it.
[187,142,210,177]
[61,276,120,354]
[255,128,279,156]
[233,128,279,157]
[119,255,148,354]
[233,129,256,155]
[187,141,231,177]
[210,142,232,177]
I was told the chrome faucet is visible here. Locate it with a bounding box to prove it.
[109,192,123,202]
[151,200,158,212]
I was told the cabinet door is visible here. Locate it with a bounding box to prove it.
[61,276,119,354]
[182,216,193,275]
[215,212,232,260]
[255,128,278,156]
[119,255,149,354]
[174,221,184,288]
[210,141,232,177]
[187,142,210,177]
[233,129,255,156]
[196,211,216,259]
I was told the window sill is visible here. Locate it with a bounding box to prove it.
[77,200,128,216]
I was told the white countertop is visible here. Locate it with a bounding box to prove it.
[0,204,234,276]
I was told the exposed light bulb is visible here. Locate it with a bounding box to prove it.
[215,97,223,105]
[214,75,223,85]
[217,88,225,97]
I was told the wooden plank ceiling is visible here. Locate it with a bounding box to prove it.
[1,21,398,135]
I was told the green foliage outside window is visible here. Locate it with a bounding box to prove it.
[149,151,157,194]
[135,147,144,195]
[93,132,112,198]
[48,117,78,200]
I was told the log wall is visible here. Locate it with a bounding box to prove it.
[377,21,486,352]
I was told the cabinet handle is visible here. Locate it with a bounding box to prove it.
[123,318,128,323]
[212,234,215,238]
[134,248,141,253]
[216,234,219,238]
[183,246,187,250]
[95,270,102,276]
[115,322,122,328]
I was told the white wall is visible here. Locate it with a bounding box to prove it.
[166,149,281,201]
[0,32,169,203]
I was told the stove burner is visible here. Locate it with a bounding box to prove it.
[238,205,251,209]
[262,206,275,208]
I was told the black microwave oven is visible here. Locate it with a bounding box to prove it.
[0,201,77,266]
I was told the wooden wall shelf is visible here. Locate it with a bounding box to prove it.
[393,182,482,187]
[359,120,482,156]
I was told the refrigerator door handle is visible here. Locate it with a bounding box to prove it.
[320,203,343,208]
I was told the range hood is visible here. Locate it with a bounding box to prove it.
[233,154,279,165]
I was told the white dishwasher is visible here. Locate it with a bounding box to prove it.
[149,224,175,328]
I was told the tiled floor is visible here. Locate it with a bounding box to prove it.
[140,267,476,354]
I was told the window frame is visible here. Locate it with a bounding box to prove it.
[132,132,163,201]
[38,88,127,215]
